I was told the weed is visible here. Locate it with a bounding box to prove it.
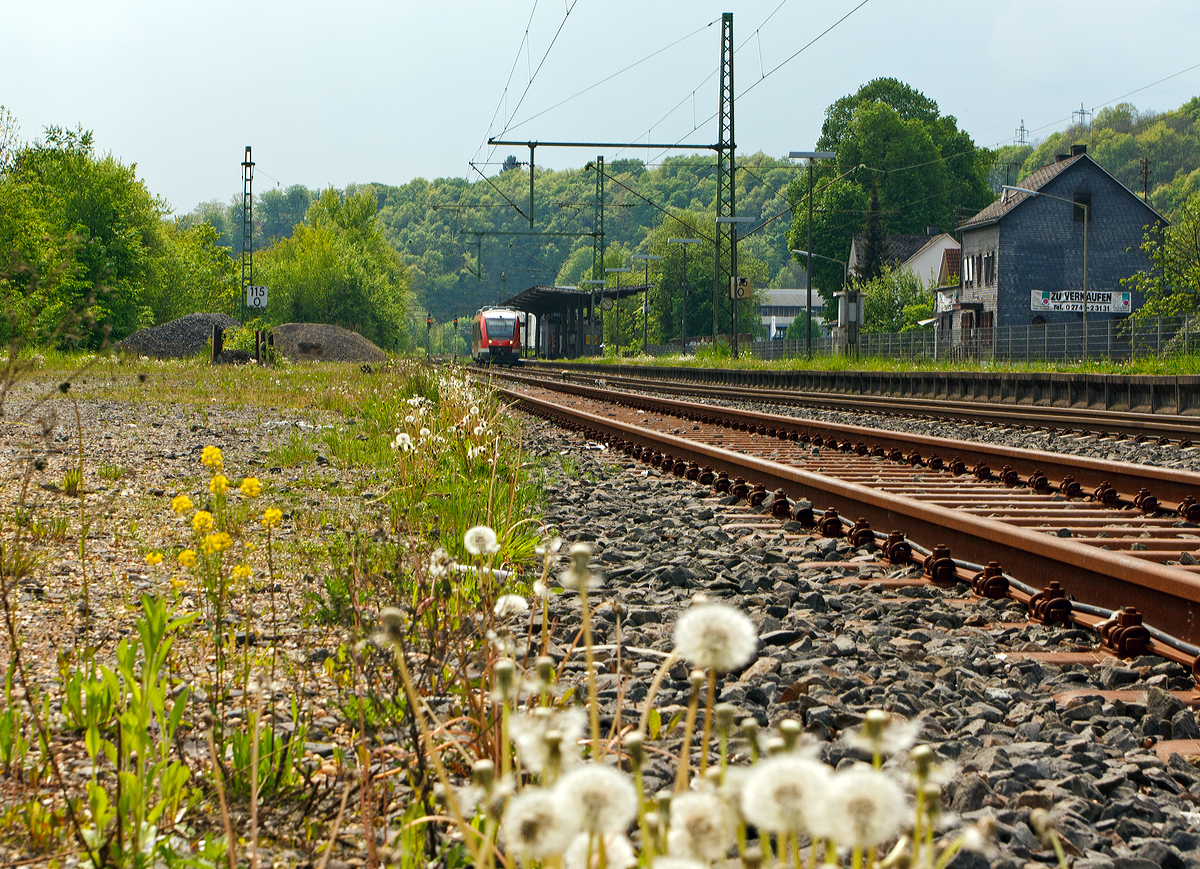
[62,466,82,497]
[96,462,127,481]
[268,429,316,468]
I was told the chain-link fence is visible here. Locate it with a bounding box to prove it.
[636,317,1200,363]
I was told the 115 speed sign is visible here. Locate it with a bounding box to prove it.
[246,285,268,309]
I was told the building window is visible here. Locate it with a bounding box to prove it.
[963,255,974,288]
[983,251,996,285]
[1073,192,1092,223]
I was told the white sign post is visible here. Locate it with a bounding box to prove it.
[1030,290,1131,314]
[246,285,268,310]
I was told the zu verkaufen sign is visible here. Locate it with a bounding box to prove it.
[1030,289,1131,314]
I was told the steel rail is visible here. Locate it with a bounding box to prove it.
[500,384,1200,659]
[519,362,1200,442]
[492,368,1200,511]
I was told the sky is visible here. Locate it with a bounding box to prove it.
[5,0,1200,216]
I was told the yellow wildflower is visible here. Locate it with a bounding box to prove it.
[178,549,197,568]
[244,542,258,553]
[145,552,163,566]
[201,532,232,555]
[192,511,214,533]
[232,564,252,581]
[239,477,262,498]
[170,577,186,590]
[209,474,230,495]
[171,494,193,515]
[201,445,223,470]
[263,507,283,528]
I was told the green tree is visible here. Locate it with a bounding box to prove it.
[254,188,412,348]
[783,308,821,341]
[859,184,887,282]
[1124,191,1197,318]
[859,265,932,333]
[144,221,238,323]
[786,177,866,309]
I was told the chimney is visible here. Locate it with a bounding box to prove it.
[1070,143,1087,157]
[1055,153,1071,163]
[926,225,941,235]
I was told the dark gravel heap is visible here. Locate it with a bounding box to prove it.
[518,417,1200,869]
[116,313,239,359]
[271,323,387,363]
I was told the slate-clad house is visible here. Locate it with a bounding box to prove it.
[951,144,1166,342]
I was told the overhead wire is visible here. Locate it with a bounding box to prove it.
[474,0,542,165]
[501,18,720,136]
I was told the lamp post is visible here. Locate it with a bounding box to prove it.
[581,279,605,356]
[668,238,702,349]
[716,216,755,358]
[605,265,632,354]
[631,253,662,354]
[789,151,836,358]
[792,247,849,352]
[1003,185,1090,358]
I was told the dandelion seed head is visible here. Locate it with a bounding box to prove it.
[511,707,584,775]
[419,427,431,438]
[741,755,830,834]
[822,764,907,849]
[563,833,635,869]
[672,602,757,673]
[850,711,920,758]
[502,788,575,864]
[555,763,637,835]
[666,791,734,863]
[494,594,529,618]
[473,425,486,437]
[428,547,454,578]
[464,525,500,556]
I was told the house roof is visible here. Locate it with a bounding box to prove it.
[758,289,825,308]
[850,233,939,271]
[958,153,1169,230]
[941,248,961,280]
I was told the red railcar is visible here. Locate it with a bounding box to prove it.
[471,306,521,364]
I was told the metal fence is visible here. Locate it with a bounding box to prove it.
[636,317,1200,363]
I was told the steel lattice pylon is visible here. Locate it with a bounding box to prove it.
[713,12,735,347]
[241,146,254,320]
[592,155,605,354]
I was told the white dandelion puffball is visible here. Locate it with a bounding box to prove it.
[563,833,635,869]
[652,859,706,869]
[666,791,734,863]
[673,601,757,673]
[502,787,575,863]
[494,594,529,619]
[464,525,500,556]
[741,755,831,834]
[512,706,585,775]
[822,764,907,849]
[554,763,637,836]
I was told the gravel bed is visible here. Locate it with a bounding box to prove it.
[116,312,239,358]
[612,386,1200,474]
[524,416,1200,869]
[3,384,1198,867]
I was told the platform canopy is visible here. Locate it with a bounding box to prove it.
[503,283,651,314]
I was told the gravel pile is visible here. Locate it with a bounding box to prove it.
[517,418,1200,869]
[271,323,387,364]
[116,313,239,359]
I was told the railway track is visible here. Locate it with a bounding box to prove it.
[488,368,1200,681]
[511,361,1200,445]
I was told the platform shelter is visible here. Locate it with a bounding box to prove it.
[503,284,650,359]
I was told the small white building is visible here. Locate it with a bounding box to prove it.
[757,289,826,339]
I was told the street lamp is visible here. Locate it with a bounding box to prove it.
[605,266,632,354]
[1003,185,1090,358]
[790,151,836,358]
[631,254,662,354]
[581,279,605,356]
[716,216,755,358]
[668,238,702,348]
